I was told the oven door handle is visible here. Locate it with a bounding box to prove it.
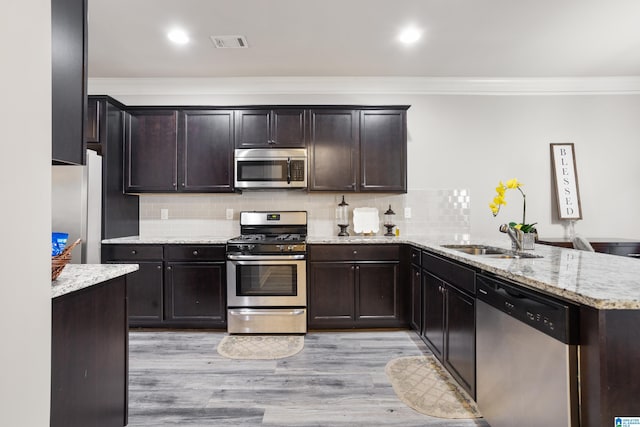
[286,157,292,184]
[228,308,306,316]
[227,254,306,261]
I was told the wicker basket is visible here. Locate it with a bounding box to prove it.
[51,238,81,281]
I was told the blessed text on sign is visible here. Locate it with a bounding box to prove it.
[551,143,582,220]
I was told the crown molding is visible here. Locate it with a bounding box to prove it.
[88,76,640,96]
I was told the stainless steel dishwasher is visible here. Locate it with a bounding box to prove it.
[476,273,579,427]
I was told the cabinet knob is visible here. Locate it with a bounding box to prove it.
[192,250,198,256]
[181,183,185,187]
[415,271,420,277]
[353,250,357,255]
[131,249,137,255]
[156,265,161,269]
[167,266,172,271]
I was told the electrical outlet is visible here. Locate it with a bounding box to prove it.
[160,208,169,220]
[404,207,412,219]
[226,208,234,220]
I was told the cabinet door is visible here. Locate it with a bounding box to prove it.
[180,110,234,192]
[234,109,270,148]
[308,109,359,191]
[422,272,445,359]
[107,260,163,326]
[125,110,178,192]
[360,110,406,192]
[51,277,127,427]
[308,262,355,328]
[410,263,422,331]
[272,109,306,147]
[85,97,100,143]
[164,262,226,326]
[101,104,140,239]
[444,284,476,398]
[356,262,401,325]
[51,0,87,165]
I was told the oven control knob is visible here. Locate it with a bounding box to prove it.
[277,245,285,252]
[287,245,295,252]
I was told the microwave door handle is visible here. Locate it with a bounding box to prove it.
[286,157,291,184]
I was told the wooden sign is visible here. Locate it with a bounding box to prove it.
[550,143,582,220]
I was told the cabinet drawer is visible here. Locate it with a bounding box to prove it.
[422,251,475,295]
[103,244,163,261]
[410,246,421,266]
[309,244,400,262]
[164,245,225,261]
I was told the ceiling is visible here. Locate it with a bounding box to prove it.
[88,0,640,79]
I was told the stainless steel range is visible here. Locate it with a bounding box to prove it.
[226,211,307,334]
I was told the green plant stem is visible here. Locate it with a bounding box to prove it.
[517,187,526,226]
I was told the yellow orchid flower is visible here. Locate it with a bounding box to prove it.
[505,178,521,189]
[489,178,532,233]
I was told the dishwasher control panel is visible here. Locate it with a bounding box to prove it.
[477,274,578,344]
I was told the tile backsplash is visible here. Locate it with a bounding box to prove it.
[139,189,471,240]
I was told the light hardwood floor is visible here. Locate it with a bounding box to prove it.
[128,330,489,427]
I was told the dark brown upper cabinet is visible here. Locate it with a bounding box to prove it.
[235,109,306,148]
[51,0,87,165]
[125,109,179,193]
[308,109,359,191]
[308,107,408,193]
[124,109,235,193]
[360,109,407,192]
[180,110,234,192]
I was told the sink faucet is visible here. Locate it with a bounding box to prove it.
[499,224,522,251]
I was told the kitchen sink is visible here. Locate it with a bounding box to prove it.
[441,244,543,259]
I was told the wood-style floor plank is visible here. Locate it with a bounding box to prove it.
[128,330,488,426]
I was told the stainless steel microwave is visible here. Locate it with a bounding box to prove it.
[234,148,307,189]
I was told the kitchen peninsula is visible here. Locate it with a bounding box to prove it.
[104,235,640,426]
[51,264,138,427]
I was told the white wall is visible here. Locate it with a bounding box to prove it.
[0,1,52,424]
[90,80,640,240]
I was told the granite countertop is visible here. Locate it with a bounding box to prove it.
[309,235,640,310]
[102,234,640,310]
[102,236,229,244]
[52,264,139,299]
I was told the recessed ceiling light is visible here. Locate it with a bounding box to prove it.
[398,27,422,45]
[167,29,189,45]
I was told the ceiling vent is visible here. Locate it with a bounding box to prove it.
[210,35,249,49]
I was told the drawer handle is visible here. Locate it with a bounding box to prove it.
[193,250,199,256]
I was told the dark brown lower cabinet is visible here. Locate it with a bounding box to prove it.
[307,244,406,329]
[164,261,226,327]
[126,261,163,324]
[421,252,476,398]
[409,262,422,332]
[308,261,403,328]
[102,243,226,328]
[51,276,128,427]
[308,262,356,326]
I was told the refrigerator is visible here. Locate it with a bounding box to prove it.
[52,150,102,264]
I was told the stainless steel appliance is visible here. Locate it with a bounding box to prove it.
[234,148,307,189]
[226,211,307,333]
[476,273,579,427]
[51,150,102,264]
